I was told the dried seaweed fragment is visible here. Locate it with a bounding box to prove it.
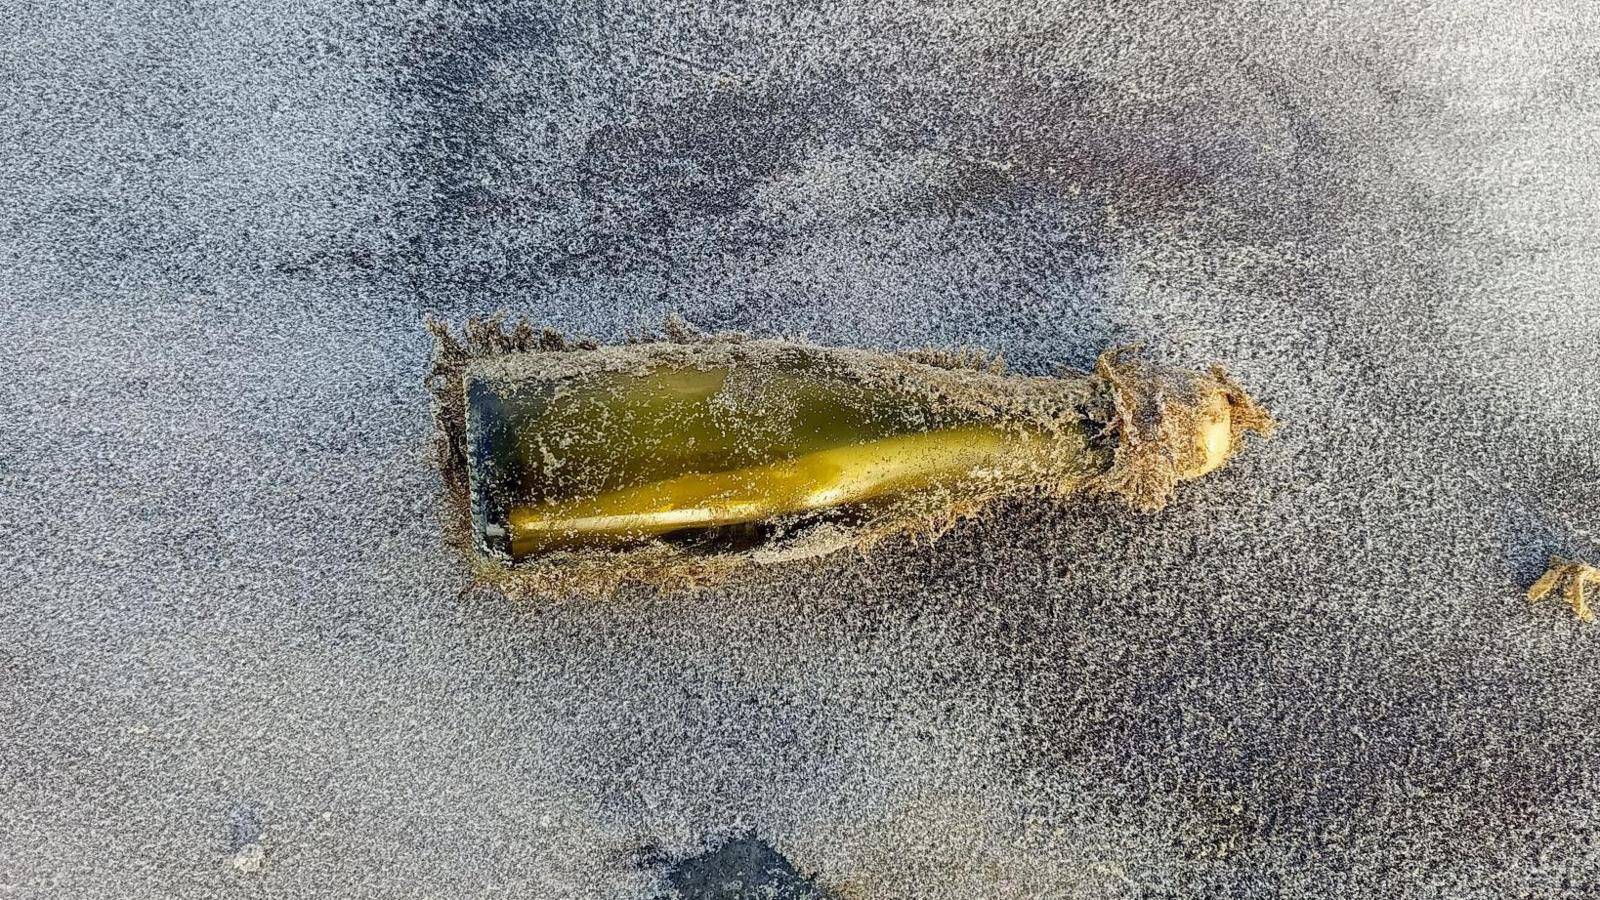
[1527,556,1600,623]
[427,316,1274,593]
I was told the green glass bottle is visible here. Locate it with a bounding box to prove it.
[428,319,1273,591]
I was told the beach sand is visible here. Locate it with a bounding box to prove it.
[4,1,1599,896]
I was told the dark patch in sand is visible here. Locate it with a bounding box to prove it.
[390,2,563,287]
[556,81,854,278]
[226,803,264,852]
[641,833,834,900]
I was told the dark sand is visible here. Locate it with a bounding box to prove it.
[4,1,1599,897]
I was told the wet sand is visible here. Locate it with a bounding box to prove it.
[4,2,1599,896]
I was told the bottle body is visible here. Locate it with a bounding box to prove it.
[465,346,1101,560]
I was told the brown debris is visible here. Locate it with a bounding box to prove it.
[1527,556,1600,623]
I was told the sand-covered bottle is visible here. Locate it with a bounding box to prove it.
[427,318,1273,592]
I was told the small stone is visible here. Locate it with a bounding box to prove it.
[229,843,265,874]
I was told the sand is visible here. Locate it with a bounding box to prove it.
[4,1,1599,896]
